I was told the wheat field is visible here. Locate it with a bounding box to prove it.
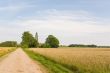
[0,47,15,57]
[31,48,110,73]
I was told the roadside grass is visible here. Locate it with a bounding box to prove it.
[24,49,74,73]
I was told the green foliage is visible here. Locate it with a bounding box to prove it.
[40,43,51,48]
[21,32,60,48]
[0,41,17,47]
[45,35,59,48]
[21,31,38,48]
[68,44,97,48]
[21,44,28,48]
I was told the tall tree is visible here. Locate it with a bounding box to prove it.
[35,32,39,44]
[21,31,38,48]
[45,35,59,48]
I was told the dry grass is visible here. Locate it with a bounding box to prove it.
[30,48,110,73]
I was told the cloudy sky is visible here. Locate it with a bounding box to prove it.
[0,0,110,46]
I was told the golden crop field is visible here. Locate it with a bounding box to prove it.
[0,47,15,57]
[31,48,110,73]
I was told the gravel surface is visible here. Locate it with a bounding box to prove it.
[0,48,43,73]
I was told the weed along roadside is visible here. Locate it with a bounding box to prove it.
[24,49,74,73]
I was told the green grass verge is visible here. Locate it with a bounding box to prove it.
[24,49,74,73]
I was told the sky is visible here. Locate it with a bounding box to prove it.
[0,0,110,46]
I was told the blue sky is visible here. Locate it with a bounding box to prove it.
[0,0,110,46]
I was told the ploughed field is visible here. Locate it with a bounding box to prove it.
[30,48,110,73]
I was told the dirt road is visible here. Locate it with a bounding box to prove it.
[0,48,43,73]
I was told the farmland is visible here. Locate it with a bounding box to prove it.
[29,48,110,73]
[0,47,16,57]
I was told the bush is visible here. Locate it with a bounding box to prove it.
[40,43,51,48]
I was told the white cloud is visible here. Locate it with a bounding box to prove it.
[17,9,110,33]
[0,4,35,13]
[0,6,21,11]
[0,9,110,45]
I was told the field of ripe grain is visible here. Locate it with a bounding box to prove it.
[31,48,110,73]
[0,47,15,57]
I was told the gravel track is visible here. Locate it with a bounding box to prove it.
[0,48,43,73]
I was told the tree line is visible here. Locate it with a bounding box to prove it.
[21,31,60,48]
[68,44,110,48]
[0,31,110,48]
[0,41,17,47]
[68,44,97,48]
[0,31,60,48]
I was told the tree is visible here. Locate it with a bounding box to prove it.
[45,35,59,48]
[35,32,38,42]
[21,31,38,48]
[35,32,39,46]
